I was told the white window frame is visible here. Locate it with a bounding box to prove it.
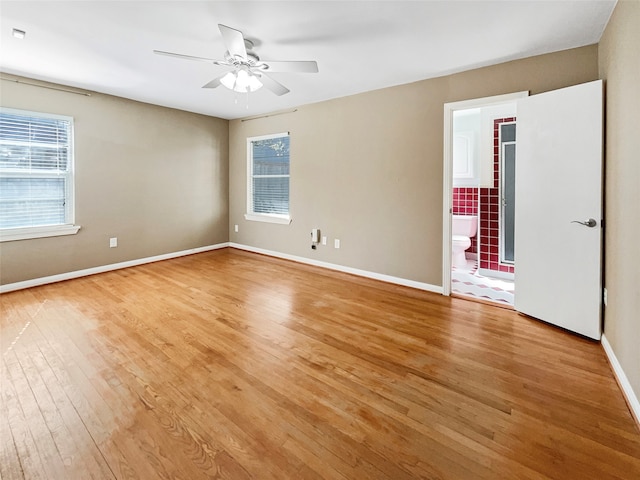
[245,132,292,225]
[0,107,80,242]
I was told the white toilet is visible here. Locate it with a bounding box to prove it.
[452,215,478,268]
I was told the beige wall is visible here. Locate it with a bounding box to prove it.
[0,76,229,285]
[229,46,599,286]
[599,1,640,404]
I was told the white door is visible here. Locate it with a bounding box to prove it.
[515,80,603,340]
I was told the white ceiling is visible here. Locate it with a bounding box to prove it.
[0,1,616,120]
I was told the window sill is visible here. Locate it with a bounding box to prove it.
[0,224,81,242]
[244,213,292,225]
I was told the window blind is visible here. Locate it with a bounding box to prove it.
[250,134,290,216]
[0,109,73,229]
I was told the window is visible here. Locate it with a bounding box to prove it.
[0,107,80,242]
[245,132,291,224]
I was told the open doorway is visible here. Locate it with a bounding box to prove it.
[442,91,528,305]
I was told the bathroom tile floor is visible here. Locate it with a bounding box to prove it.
[452,258,515,305]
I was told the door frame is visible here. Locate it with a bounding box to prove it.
[442,91,528,295]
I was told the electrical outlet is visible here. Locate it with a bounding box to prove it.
[334,239,340,249]
[234,224,239,233]
[603,288,608,307]
[109,237,117,248]
[321,236,327,245]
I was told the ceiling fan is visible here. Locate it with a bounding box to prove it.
[154,24,318,96]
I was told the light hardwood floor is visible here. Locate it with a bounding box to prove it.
[1,248,639,479]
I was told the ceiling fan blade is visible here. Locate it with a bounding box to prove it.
[260,61,319,73]
[202,73,229,89]
[153,49,218,63]
[218,24,247,60]
[259,73,290,96]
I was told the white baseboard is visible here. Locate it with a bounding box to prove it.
[0,243,230,294]
[601,334,640,427]
[2,241,443,296]
[229,242,443,294]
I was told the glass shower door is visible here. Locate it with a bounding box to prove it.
[500,123,516,264]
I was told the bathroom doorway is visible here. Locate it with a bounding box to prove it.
[443,92,527,306]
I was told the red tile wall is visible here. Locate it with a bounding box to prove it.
[452,187,478,254]
[452,187,478,215]
[478,118,515,274]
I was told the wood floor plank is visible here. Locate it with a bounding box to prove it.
[1,362,27,480]
[185,311,496,478]
[11,328,102,478]
[3,349,68,479]
[1,248,639,479]
[26,336,115,479]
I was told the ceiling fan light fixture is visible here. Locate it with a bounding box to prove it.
[220,69,263,93]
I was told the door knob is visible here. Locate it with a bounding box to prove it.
[571,218,597,228]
